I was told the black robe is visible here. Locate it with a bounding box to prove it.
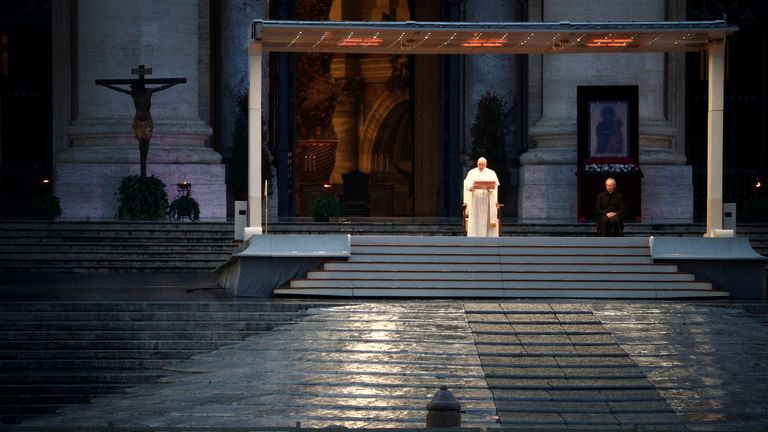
[595,191,626,237]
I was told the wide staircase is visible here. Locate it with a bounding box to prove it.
[0,301,327,425]
[0,221,237,272]
[1,220,767,273]
[276,236,729,299]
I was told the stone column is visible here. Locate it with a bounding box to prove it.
[57,0,224,220]
[521,0,691,223]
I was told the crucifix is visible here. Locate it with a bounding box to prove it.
[96,65,186,177]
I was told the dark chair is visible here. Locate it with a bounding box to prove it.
[341,170,370,216]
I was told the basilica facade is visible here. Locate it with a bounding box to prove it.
[0,0,764,223]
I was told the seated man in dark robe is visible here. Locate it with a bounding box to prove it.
[595,177,627,237]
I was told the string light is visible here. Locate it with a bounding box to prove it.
[586,34,635,47]
[287,31,302,48]
[462,33,508,48]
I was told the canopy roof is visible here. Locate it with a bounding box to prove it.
[251,19,736,54]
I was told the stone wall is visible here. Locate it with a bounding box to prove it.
[520,0,692,223]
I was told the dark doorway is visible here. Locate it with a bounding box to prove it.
[0,0,53,218]
[372,100,413,215]
[687,1,768,221]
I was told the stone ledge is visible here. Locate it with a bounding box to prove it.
[235,234,351,258]
[650,236,766,300]
[218,234,351,297]
[650,236,765,261]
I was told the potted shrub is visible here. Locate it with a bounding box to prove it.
[168,194,201,221]
[117,175,169,220]
[742,185,768,222]
[310,193,342,222]
[28,195,63,220]
[469,91,511,204]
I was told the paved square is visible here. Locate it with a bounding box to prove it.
[21,301,768,430]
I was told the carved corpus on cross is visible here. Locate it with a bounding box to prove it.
[95,65,186,177]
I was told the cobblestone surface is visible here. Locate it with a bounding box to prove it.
[25,301,768,430]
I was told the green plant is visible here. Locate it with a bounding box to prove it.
[28,195,63,220]
[117,175,169,220]
[469,91,511,204]
[168,195,201,221]
[310,193,342,222]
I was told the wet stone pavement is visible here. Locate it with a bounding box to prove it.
[25,301,768,430]
[592,303,768,430]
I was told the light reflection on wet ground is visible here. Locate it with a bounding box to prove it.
[23,301,768,430]
[464,303,684,430]
[26,303,497,428]
[592,302,768,430]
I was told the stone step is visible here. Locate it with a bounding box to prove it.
[0,321,294,332]
[0,340,232,351]
[0,230,232,237]
[268,223,464,236]
[0,404,64,418]
[0,370,168,385]
[0,232,234,242]
[266,221,713,236]
[0,243,236,251]
[0,358,186,370]
[0,311,302,322]
[350,235,650,247]
[7,221,768,236]
[348,254,654,264]
[274,235,728,299]
[0,384,137,396]
[0,261,224,271]
[1,232,234,239]
[289,278,713,290]
[0,252,231,260]
[276,286,725,298]
[0,299,313,425]
[0,330,265,341]
[305,270,696,282]
[0,349,212,361]
[0,221,233,232]
[350,245,650,255]
[0,302,324,313]
[0,394,97,406]
[323,261,682,273]
[2,221,766,276]
[0,221,238,273]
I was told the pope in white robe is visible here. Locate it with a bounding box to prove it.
[463,157,500,237]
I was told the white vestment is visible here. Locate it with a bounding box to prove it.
[463,167,500,237]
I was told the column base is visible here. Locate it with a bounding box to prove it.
[55,162,226,221]
[641,165,693,223]
[57,145,222,164]
[518,164,578,223]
